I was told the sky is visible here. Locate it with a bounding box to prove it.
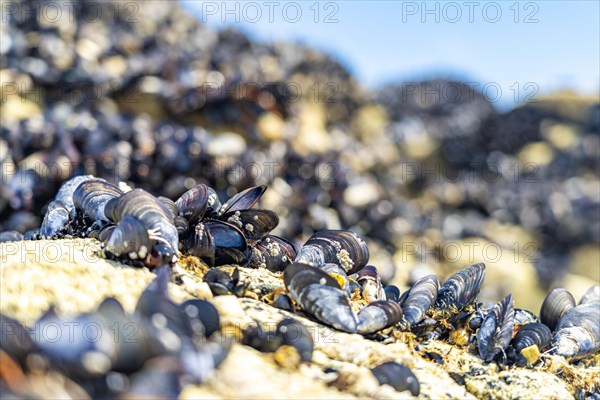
[181,1,600,110]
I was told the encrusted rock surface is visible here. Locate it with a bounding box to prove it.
[1,239,597,399]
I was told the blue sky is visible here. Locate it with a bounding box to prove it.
[181,1,600,109]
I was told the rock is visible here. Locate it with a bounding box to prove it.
[0,239,594,399]
[0,239,192,323]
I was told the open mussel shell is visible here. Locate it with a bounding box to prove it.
[104,215,152,260]
[205,220,251,266]
[477,294,515,363]
[540,288,576,331]
[295,230,369,274]
[176,184,209,225]
[371,361,420,396]
[182,223,215,267]
[218,185,267,216]
[552,303,600,359]
[579,285,600,305]
[357,265,385,302]
[74,178,123,223]
[434,263,486,311]
[284,262,358,333]
[508,322,551,366]
[357,300,403,334]
[39,200,71,238]
[276,318,314,362]
[250,235,297,272]
[0,230,24,242]
[400,275,440,327]
[222,209,279,242]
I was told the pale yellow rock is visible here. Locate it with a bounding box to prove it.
[293,101,331,155]
[205,344,353,399]
[257,112,285,141]
[517,141,554,166]
[0,239,191,323]
[0,94,42,123]
[544,122,579,150]
[568,245,600,283]
[351,104,389,143]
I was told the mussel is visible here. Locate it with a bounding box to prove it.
[104,189,179,261]
[33,306,119,378]
[54,175,94,213]
[552,303,600,359]
[249,235,297,271]
[371,361,420,396]
[0,230,24,242]
[203,268,247,297]
[356,265,385,303]
[284,262,358,333]
[384,285,401,302]
[39,200,70,238]
[273,293,295,312]
[319,263,351,296]
[356,301,403,334]
[217,185,266,216]
[175,184,209,225]
[180,299,221,338]
[476,294,515,362]
[205,220,251,266]
[539,288,576,331]
[276,318,314,362]
[579,285,600,305]
[400,275,440,326]
[38,175,94,237]
[243,324,282,353]
[434,263,486,311]
[221,209,279,242]
[507,322,551,366]
[182,222,215,267]
[104,215,153,261]
[74,178,123,224]
[294,230,369,274]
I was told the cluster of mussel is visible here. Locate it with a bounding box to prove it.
[1,176,599,397]
[2,175,293,275]
[0,266,230,398]
[280,248,599,367]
